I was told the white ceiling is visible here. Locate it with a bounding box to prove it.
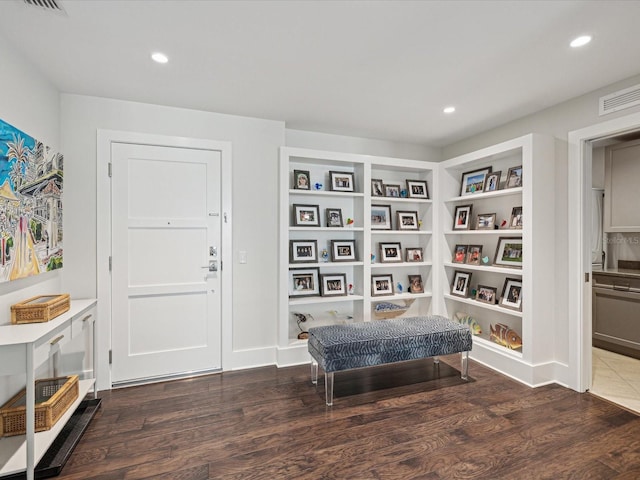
[1,0,640,147]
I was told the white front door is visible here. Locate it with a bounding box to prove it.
[111,143,222,384]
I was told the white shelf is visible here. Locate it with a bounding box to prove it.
[445,187,523,203]
[443,262,522,275]
[289,189,364,198]
[289,227,364,232]
[371,261,432,269]
[289,261,364,268]
[444,229,522,236]
[0,378,95,476]
[370,197,432,204]
[289,295,364,306]
[373,292,432,301]
[372,230,432,235]
[473,336,523,359]
[443,293,522,317]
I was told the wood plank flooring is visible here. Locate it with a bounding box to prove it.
[53,356,640,480]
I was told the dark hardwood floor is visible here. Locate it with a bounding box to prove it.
[54,356,640,480]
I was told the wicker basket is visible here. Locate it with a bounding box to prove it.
[11,294,70,324]
[0,375,79,437]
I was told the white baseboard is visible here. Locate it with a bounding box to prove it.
[229,346,277,371]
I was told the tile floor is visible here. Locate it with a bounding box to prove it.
[591,347,640,414]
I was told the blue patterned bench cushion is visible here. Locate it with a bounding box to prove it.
[308,315,472,373]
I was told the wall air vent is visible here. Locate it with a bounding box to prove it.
[23,0,67,15]
[599,83,640,116]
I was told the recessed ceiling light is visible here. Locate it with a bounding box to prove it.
[151,52,169,64]
[570,35,592,48]
[443,106,456,114]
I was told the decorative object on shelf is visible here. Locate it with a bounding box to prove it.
[325,208,344,227]
[452,244,467,264]
[10,294,71,324]
[289,240,318,264]
[405,247,423,262]
[348,283,354,295]
[289,267,321,297]
[460,166,492,196]
[510,206,523,229]
[453,204,473,230]
[371,178,384,196]
[408,274,424,293]
[379,242,402,262]
[396,210,419,231]
[476,285,498,304]
[330,239,356,262]
[500,277,523,310]
[370,253,376,263]
[500,219,508,228]
[313,182,323,190]
[292,312,313,340]
[371,204,392,230]
[371,274,394,296]
[329,171,355,192]
[451,270,472,297]
[400,189,408,198]
[396,282,404,293]
[406,179,429,199]
[505,165,523,189]
[320,249,329,262]
[465,245,482,265]
[320,273,348,297]
[454,312,482,335]
[494,237,523,268]
[346,217,354,226]
[490,323,522,350]
[485,171,501,192]
[293,204,320,227]
[372,299,415,319]
[476,212,497,230]
[293,169,310,190]
[481,256,490,265]
[384,184,401,197]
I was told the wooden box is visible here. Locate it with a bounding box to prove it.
[10,294,70,324]
[0,375,79,437]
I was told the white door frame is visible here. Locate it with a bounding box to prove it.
[96,130,232,391]
[568,110,640,392]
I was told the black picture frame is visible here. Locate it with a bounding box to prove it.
[494,236,523,268]
[396,210,419,231]
[406,179,429,199]
[292,204,320,227]
[320,273,348,297]
[371,204,392,230]
[405,247,423,262]
[330,239,356,262]
[372,274,394,296]
[485,171,501,192]
[326,208,344,227]
[500,277,523,310]
[329,171,355,192]
[453,204,473,230]
[452,244,467,264]
[289,239,318,263]
[451,270,472,298]
[476,285,498,304]
[460,166,492,196]
[289,267,320,297]
[371,178,384,196]
[379,242,402,263]
[293,169,310,190]
[506,166,523,189]
[408,274,424,294]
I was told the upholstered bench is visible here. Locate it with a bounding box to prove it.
[308,315,472,406]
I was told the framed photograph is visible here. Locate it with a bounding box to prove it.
[453,204,473,230]
[289,267,320,297]
[325,208,344,227]
[293,169,310,190]
[292,204,320,227]
[500,277,523,310]
[384,184,401,197]
[320,273,347,297]
[451,270,472,298]
[289,240,317,263]
[405,247,423,262]
[466,245,483,265]
[460,166,492,196]
[510,206,523,229]
[331,239,356,262]
[485,171,501,192]
[452,244,467,264]
[476,284,498,305]
[329,171,355,192]
[372,274,394,296]
[494,237,523,267]
[371,178,385,197]
[408,274,424,294]
[379,242,402,262]
[476,212,496,230]
[371,204,392,230]
[396,210,419,231]
[406,179,429,199]
[506,165,523,189]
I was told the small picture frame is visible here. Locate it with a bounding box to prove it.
[405,247,423,262]
[451,270,472,298]
[293,204,320,227]
[379,242,402,263]
[289,267,320,297]
[331,239,356,262]
[476,213,496,230]
[396,210,419,231]
[460,166,492,196]
[371,204,392,230]
[485,171,501,192]
[466,245,483,265]
[372,274,394,296]
[453,204,473,230]
[500,277,523,310]
[320,273,348,297]
[476,285,498,305]
[452,244,468,264]
[408,274,424,294]
[326,208,344,227]
[510,206,523,229]
[329,171,355,192]
[289,240,318,263]
[371,178,385,197]
[384,184,401,198]
[406,179,429,199]
[293,169,310,190]
[494,237,523,268]
[506,166,523,189]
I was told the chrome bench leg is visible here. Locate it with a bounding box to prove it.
[461,351,469,380]
[325,371,334,406]
[433,356,440,364]
[311,360,318,385]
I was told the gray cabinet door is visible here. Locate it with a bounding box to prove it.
[605,139,640,232]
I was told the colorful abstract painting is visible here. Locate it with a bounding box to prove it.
[0,118,63,282]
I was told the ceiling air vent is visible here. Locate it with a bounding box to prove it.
[23,0,67,15]
[599,83,640,116]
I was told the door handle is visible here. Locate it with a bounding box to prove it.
[200,261,218,272]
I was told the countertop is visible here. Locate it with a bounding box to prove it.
[593,268,640,279]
